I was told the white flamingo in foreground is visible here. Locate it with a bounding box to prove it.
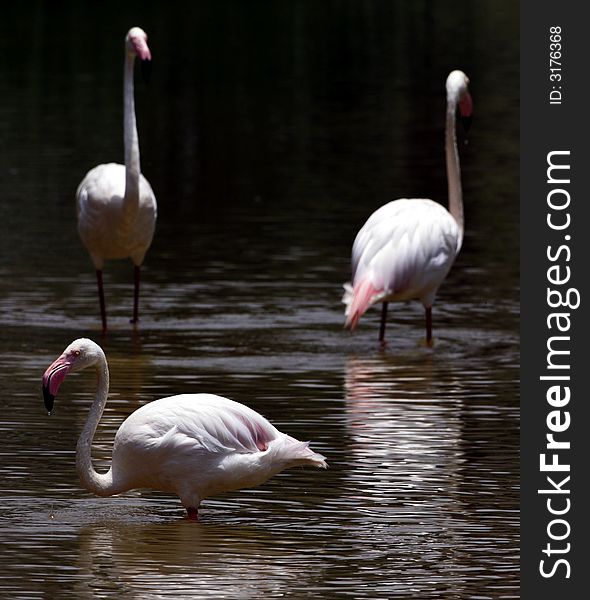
[343,70,473,344]
[76,27,157,332]
[42,339,327,520]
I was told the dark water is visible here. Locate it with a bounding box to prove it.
[0,2,519,598]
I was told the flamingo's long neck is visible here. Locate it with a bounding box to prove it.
[123,49,140,211]
[75,353,123,497]
[445,95,464,249]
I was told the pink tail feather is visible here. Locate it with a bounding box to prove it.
[343,278,379,330]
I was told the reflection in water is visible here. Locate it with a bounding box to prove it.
[73,519,320,598]
[343,354,464,510]
[340,354,519,597]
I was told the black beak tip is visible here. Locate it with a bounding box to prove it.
[141,59,152,84]
[461,114,472,133]
[43,385,55,414]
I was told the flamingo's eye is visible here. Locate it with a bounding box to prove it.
[72,349,81,357]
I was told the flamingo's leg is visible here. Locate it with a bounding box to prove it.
[425,306,433,346]
[131,265,140,325]
[96,270,107,333]
[379,302,388,342]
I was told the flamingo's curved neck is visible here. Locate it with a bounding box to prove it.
[445,96,464,249]
[75,354,122,496]
[123,50,140,209]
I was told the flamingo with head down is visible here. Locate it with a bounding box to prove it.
[76,27,157,332]
[343,70,473,344]
[42,338,327,520]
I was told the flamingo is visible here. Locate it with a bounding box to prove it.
[343,70,473,344]
[41,338,327,520]
[76,27,157,332]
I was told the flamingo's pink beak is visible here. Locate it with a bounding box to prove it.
[42,356,72,414]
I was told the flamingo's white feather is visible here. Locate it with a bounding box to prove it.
[343,198,461,319]
[77,163,156,269]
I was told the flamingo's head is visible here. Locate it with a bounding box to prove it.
[126,27,152,61]
[127,27,152,84]
[42,339,103,414]
[446,70,473,131]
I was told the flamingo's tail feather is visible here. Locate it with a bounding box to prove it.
[342,279,379,330]
[272,437,328,469]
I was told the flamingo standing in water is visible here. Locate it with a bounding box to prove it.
[343,70,473,344]
[76,27,157,332]
[42,339,327,520]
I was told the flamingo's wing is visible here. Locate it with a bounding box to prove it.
[76,163,157,266]
[351,198,460,296]
[116,394,280,458]
[76,164,126,265]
